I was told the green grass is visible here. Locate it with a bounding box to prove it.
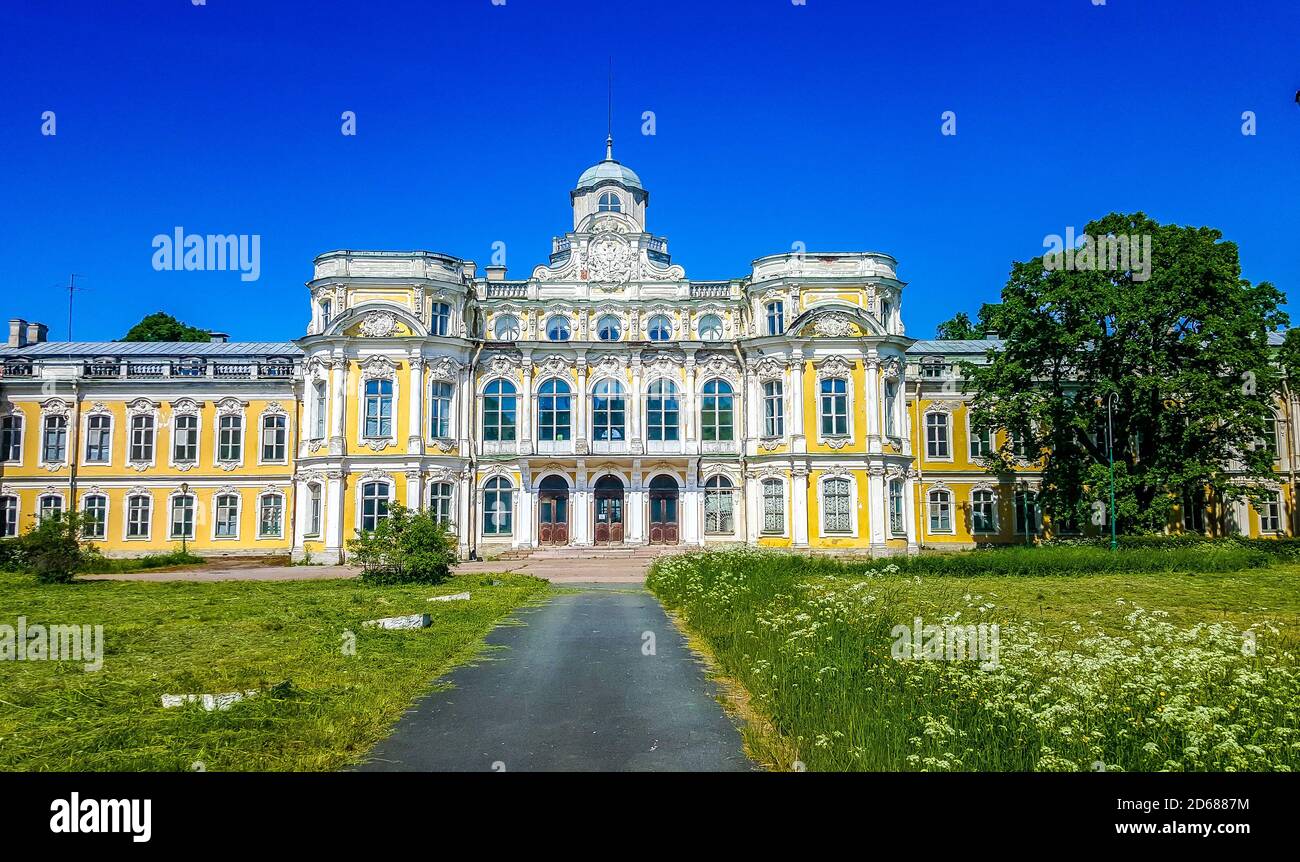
[649,549,1300,772]
[78,549,209,574]
[0,570,549,770]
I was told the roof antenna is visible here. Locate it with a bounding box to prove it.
[606,56,614,161]
[64,273,87,341]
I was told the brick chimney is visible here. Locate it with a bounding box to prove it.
[485,265,507,282]
[25,321,48,344]
[8,318,28,348]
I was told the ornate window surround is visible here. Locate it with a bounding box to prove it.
[82,402,114,466]
[38,398,71,470]
[211,486,242,541]
[123,487,153,542]
[214,398,248,471]
[970,482,999,534]
[356,355,400,451]
[257,402,291,465]
[815,354,855,450]
[816,467,858,538]
[168,398,203,470]
[924,401,958,464]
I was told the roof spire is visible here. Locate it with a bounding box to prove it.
[606,56,614,161]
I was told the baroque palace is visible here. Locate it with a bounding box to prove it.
[1,140,1294,561]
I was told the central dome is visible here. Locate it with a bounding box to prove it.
[574,136,644,192]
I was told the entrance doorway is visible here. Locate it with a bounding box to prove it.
[593,475,625,545]
[648,474,680,545]
[537,475,570,546]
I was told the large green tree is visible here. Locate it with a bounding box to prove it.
[122,312,210,342]
[965,212,1286,534]
[935,303,1001,340]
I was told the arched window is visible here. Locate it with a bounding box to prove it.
[925,412,950,458]
[431,302,452,337]
[82,494,108,539]
[697,314,723,341]
[429,482,454,526]
[86,414,111,463]
[311,381,327,440]
[494,315,521,341]
[546,315,571,341]
[214,493,240,538]
[38,494,63,523]
[537,379,572,442]
[596,315,622,341]
[883,380,898,437]
[482,379,518,442]
[646,379,680,442]
[430,381,453,439]
[360,481,390,533]
[483,477,513,535]
[129,414,155,463]
[363,379,393,439]
[888,479,905,535]
[822,477,851,534]
[765,301,785,335]
[647,315,673,342]
[819,378,848,437]
[1014,490,1040,535]
[761,478,784,534]
[928,489,953,533]
[971,489,996,533]
[598,191,622,212]
[305,483,322,537]
[700,379,734,442]
[592,379,626,442]
[704,476,735,534]
[258,493,284,538]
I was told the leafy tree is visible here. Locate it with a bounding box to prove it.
[22,513,86,584]
[965,212,1286,534]
[935,303,1001,340]
[122,312,211,342]
[347,505,458,585]
[1277,328,1300,386]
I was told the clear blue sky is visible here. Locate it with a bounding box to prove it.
[2,0,1297,342]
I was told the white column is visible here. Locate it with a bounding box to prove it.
[324,473,344,562]
[744,475,760,543]
[627,461,645,544]
[904,470,919,554]
[870,467,888,551]
[684,355,698,451]
[457,471,471,557]
[292,478,310,558]
[575,359,589,454]
[519,358,533,454]
[789,349,806,453]
[630,358,643,454]
[865,354,881,454]
[407,356,424,454]
[791,465,809,547]
[405,469,422,512]
[517,478,535,548]
[573,461,590,545]
[682,460,702,545]
[329,357,347,455]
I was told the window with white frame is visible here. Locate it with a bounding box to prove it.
[494,315,521,341]
[970,424,994,459]
[765,301,785,335]
[86,414,111,463]
[429,381,453,439]
[596,315,622,342]
[819,378,848,437]
[82,494,107,539]
[360,482,389,533]
[1014,490,1040,534]
[431,302,452,337]
[126,494,151,539]
[212,494,238,538]
[363,379,393,439]
[1260,492,1282,533]
[888,479,905,535]
[761,478,784,534]
[697,314,723,341]
[637,378,676,442]
[173,414,198,462]
[928,488,953,533]
[218,415,243,462]
[971,489,997,533]
[883,381,898,437]
[546,316,571,341]
[763,380,784,437]
[312,381,328,439]
[647,315,673,342]
[537,379,572,442]
[320,299,332,329]
[483,477,512,535]
[925,412,950,459]
[261,414,287,462]
[598,191,622,212]
[170,494,195,539]
[259,493,284,538]
[700,379,734,442]
[1262,414,1280,458]
[880,299,892,332]
[0,495,16,537]
[42,414,67,463]
[822,477,852,533]
[306,483,322,537]
[482,379,517,441]
[38,495,62,523]
[704,476,735,534]
[0,414,21,462]
[429,482,454,526]
[592,379,627,442]
[129,414,155,463]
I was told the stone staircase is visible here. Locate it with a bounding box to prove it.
[488,545,682,561]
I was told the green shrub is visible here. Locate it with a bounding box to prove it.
[20,514,86,584]
[347,505,457,585]
[0,537,27,572]
[78,547,205,574]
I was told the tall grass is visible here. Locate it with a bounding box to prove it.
[649,548,1300,771]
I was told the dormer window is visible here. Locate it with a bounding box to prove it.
[598,192,622,213]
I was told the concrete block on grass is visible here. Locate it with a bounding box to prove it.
[362,613,432,630]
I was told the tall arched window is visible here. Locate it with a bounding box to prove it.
[546,316,571,341]
[928,488,953,533]
[306,483,322,537]
[645,379,680,442]
[429,381,453,439]
[214,493,239,538]
[761,478,784,534]
[41,414,67,463]
[763,380,784,437]
[596,315,622,341]
[700,379,734,442]
[360,481,390,533]
[483,477,513,535]
[259,493,284,538]
[697,314,723,341]
[598,192,622,212]
[431,302,452,336]
[704,476,735,534]
[819,378,848,437]
[0,495,17,538]
[592,379,626,442]
[170,493,195,539]
[0,413,21,463]
[647,315,673,342]
[482,379,518,441]
[537,379,572,442]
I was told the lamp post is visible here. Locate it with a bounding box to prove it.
[1105,393,1118,551]
[179,482,190,555]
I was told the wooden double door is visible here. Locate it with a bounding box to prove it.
[648,475,679,545]
[537,476,569,546]
[593,475,624,545]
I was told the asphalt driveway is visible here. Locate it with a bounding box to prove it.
[356,585,753,772]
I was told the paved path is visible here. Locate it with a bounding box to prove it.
[356,585,753,771]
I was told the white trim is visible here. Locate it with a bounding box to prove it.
[814,355,855,450]
[817,470,858,538]
[257,403,291,465]
[257,490,286,539]
[357,356,400,451]
[355,475,395,534]
[167,490,197,540]
[969,484,999,534]
[83,408,114,466]
[168,399,202,470]
[37,400,70,469]
[80,491,110,541]
[212,489,242,541]
[926,485,956,534]
[0,492,19,538]
[923,409,954,462]
[214,399,248,471]
[123,490,154,542]
[758,475,789,537]
[0,409,22,466]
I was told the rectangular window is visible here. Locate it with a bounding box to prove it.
[306,484,322,537]
[430,382,453,439]
[883,381,898,437]
[170,495,195,539]
[430,482,454,526]
[0,416,21,462]
[86,415,111,463]
[1260,493,1282,533]
[173,414,198,462]
[970,425,994,459]
[259,494,283,538]
[1262,415,1279,458]
[261,414,287,462]
[130,414,155,462]
[126,495,151,539]
[42,415,67,462]
[364,379,393,439]
[313,381,327,439]
[926,413,950,458]
[762,380,784,437]
[766,301,784,335]
[761,479,784,534]
[888,479,905,535]
[218,415,242,462]
[971,490,996,533]
[1014,491,1040,534]
[82,495,107,539]
[1182,488,1205,533]
[215,494,240,538]
[928,490,952,533]
[38,495,63,523]
[822,478,851,533]
[0,496,16,537]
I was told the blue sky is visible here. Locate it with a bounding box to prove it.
[1,0,1297,342]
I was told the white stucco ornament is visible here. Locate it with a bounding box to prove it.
[814,313,857,337]
[360,311,398,338]
[586,232,634,287]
